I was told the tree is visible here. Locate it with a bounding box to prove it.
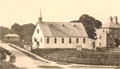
[0,26,11,40]
[11,23,35,42]
[11,23,22,35]
[21,23,35,42]
[71,14,102,39]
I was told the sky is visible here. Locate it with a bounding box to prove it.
[0,0,120,28]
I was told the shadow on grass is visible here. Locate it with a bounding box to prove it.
[38,66,63,68]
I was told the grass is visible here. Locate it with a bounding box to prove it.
[38,66,62,68]
[9,42,120,66]
[31,48,120,66]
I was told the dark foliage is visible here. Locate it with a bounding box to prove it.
[115,39,120,47]
[71,14,102,39]
[0,47,21,69]
[0,26,12,40]
[11,23,36,42]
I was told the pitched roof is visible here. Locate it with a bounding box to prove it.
[102,22,120,28]
[38,22,88,37]
[4,34,19,37]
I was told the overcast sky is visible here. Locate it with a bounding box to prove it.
[0,0,120,28]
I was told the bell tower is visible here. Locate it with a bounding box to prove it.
[38,9,42,22]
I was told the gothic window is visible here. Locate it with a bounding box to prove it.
[47,37,49,43]
[99,42,101,47]
[54,38,57,43]
[83,38,85,43]
[37,41,39,46]
[34,37,37,42]
[103,30,104,32]
[76,38,79,43]
[99,36,101,39]
[37,29,39,34]
[69,38,72,43]
[62,38,64,43]
[41,38,42,42]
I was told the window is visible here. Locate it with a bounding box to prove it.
[62,38,64,43]
[83,38,85,43]
[76,38,79,43]
[37,29,39,33]
[41,38,42,42]
[54,38,57,43]
[37,41,39,46]
[99,36,101,39]
[47,37,49,43]
[106,31,108,33]
[69,38,72,43]
[103,30,104,32]
[7,37,10,39]
[34,37,37,42]
[99,42,101,47]
[92,42,95,48]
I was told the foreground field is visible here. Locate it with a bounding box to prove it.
[31,48,120,66]
[0,46,21,69]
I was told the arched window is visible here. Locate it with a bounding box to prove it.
[37,41,39,46]
[103,30,105,32]
[47,37,49,43]
[41,38,42,42]
[83,38,85,43]
[99,42,101,47]
[54,38,57,43]
[62,38,64,43]
[34,37,37,42]
[37,29,39,34]
[99,36,101,39]
[69,38,72,43]
[76,38,79,43]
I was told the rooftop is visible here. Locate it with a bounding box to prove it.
[38,22,88,37]
[4,34,19,37]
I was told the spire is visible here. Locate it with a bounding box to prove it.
[40,9,42,18]
[39,9,42,22]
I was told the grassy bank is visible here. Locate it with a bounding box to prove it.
[0,47,23,69]
[9,42,120,66]
[31,49,120,66]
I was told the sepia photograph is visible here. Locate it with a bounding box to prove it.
[0,0,120,69]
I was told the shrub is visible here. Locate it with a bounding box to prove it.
[96,47,106,52]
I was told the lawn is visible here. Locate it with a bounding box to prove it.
[9,42,120,66]
[31,48,120,66]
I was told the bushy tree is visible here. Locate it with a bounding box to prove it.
[11,23,35,42]
[0,26,11,40]
[71,14,102,39]
[21,23,36,42]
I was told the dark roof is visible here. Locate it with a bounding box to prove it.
[38,22,88,37]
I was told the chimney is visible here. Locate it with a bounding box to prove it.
[109,16,113,23]
[113,16,118,24]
